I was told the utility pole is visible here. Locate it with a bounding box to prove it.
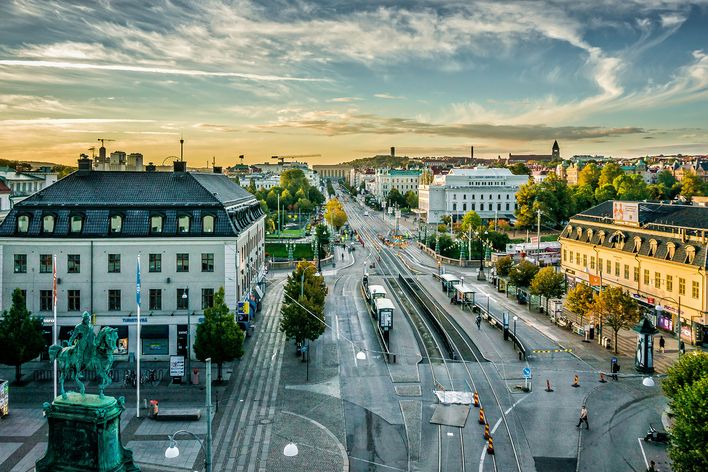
[536,209,542,264]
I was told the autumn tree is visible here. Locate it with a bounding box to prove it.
[598,162,624,187]
[0,289,45,383]
[495,256,513,277]
[593,287,641,354]
[324,198,348,229]
[577,163,601,188]
[680,171,707,201]
[565,283,596,321]
[509,260,539,288]
[530,267,566,312]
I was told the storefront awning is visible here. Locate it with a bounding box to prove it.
[254,285,264,300]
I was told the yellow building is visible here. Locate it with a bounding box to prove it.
[313,164,354,184]
[560,201,707,345]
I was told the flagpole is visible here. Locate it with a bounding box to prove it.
[52,254,58,400]
[136,254,141,418]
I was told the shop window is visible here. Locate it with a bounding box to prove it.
[14,254,27,273]
[17,214,30,233]
[141,325,169,355]
[42,215,56,233]
[40,254,52,273]
[68,254,80,273]
[70,215,83,233]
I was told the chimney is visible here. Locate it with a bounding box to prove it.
[145,162,156,172]
[390,146,395,157]
[213,166,223,174]
[78,156,93,174]
[173,161,187,173]
[470,146,474,163]
[180,138,184,162]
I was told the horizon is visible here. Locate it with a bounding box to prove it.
[1,1,707,166]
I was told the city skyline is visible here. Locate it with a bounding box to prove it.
[1,0,707,166]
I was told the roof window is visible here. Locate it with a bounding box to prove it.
[70,215,83,233]
[17,214,30,233]
[666,242,675,261]
[648,239,658,257]
[685,246,696,264]
[42,215,55,234]
[150,215,163,234]
[203,215,215,233]
[177,215,191,234]
[110,214,123,234]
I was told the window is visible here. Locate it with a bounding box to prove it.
[644,270,650,285]
[202,253,214,272]
[149,253,161,272]
[149,289,162,310]
[40,290,52,311]
[17,215,30,233]
[42,215,55,233]
[506,203,510,211]
[615,262,620,277]
[654,272,661,289]
[598,231,606,244]
[70,215,83,233]
[150,215,163,233]
[463,203,467,211]
[598,258,603,272]
[177,288,189,309]
[648,239,658,257]
[692,281,699,299]
[452,203,457,211]
[178,215,190,233]
[108,290,121,311]
[108,254,121,273]
[624,264,629,280]
[177,254,189,272]
[14,254,27,273]
[203,215,215,233]
[110,215,123,233]
[590,256,595,270]
[666,275,673,292]
[563,249,567,262]
[202,288,215,309]
[606,260,611,274]
[68,290,80,311]
[684,246,696,264]
[40,254,52,273]
[570,251,574,263]
[497,203,501,211]
[632,237,642,253]
[666,243,675,260]
[68,254,80,273]
[679,277,686,295]
[582,254,587,268]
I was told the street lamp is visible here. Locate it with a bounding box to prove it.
[477,228,486,281]
[655,296,683,358]
[165,358,213,471]
[182,290,191,382]
[513,315,518,340]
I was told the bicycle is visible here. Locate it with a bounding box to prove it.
[141,368,161,387]
[123,369,137,388]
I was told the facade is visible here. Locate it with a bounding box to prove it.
[418,167,528,224]
[507,140,559,164]
[313,164,353,184]
[0,158,266,362]
[560,201,707,345]
[349,168,375,189]
[372,169,422,201]
[0,167,58,206]
[93,145,145,171]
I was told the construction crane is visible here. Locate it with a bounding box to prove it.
[271,154,321,164]
[88,147,96,158]
[97,138,115,147]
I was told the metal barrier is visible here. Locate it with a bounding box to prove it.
[477,304,528,360]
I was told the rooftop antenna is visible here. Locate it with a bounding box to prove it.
[239,155,245,165]
[212,156,216,167]
[180,136,184,162]
[88,147,96,158]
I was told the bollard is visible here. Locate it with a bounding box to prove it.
[572,374,580,388]
[599,372,607,383]
[478,408,486,424]
[484,423,490,439]
[487,437,495,455]
[473,392,480,408]
[545,379,554,392]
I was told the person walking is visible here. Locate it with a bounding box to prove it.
[611,362,620,381]
[576,405,589,430]
[476,314,482,330]
[646,460,657,472]
[659,336,665,354]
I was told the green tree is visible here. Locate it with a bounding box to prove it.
[280,169,309,191]
[564,283,596,320]
[266,190,279,211]
[667,375,708,472]
[437,233,456,258]
[404,190,418,209]
[577,163,601,188]
[495,256,513,277]
[613,174,649,200]
[593,287,641,354]
[680,171,707,201]
[594,183,617,203]
[514,181,538,228]
[280,262,328,351]
[509,260,539,288]
[571,184,596,213]
[663,351,708,399]
[386,188,407,208]
[246,178,257,194]
[509,163,531,176]
[657,169,677,189]
[308,186,326,206]
[530,267,566,312]
[192,287,245,382]
[515,174,572,228]
[0,289,45,383]
[315,224,330,259]
[598,162,624,187]
[460,211,482,233]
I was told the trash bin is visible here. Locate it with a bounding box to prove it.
[149,400,159,417]
[191,368,199,385]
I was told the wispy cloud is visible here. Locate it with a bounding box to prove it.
[0,118,155,126]
[374,93,405,100]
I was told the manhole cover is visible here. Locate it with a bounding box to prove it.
[259,418,272,425]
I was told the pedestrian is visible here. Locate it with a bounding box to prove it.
[659,335,665,354]
[576,405,589,430]
[611,362,620,381]
[476,314,482,330]
[647,460,657,472]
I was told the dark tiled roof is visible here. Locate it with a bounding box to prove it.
[571,200,708,230]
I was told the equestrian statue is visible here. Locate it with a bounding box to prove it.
[48,311,118,399]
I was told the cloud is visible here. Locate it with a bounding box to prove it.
[329,97,362,103]
[374,93,405,100]
[0,118,155,127]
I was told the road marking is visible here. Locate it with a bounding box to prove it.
[637,437,649,469]
[480,394,528,472]
[349,456,407,471]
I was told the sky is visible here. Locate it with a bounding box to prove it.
[0,0,707,167]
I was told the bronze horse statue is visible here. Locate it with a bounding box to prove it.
[49,317,118,399]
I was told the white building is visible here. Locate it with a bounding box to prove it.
[0,166,58,208]
[0,158,265,363]
[418,167,528,224]
[373,169,422,201]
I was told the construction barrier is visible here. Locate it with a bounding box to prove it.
[545,379,554,392]
[531,348,573,354]
[487,437,495,455]
[478,408,486,425]
[599,372,607,383]
[484,423,490,439]
[572,374,580,388]
[473,392,480,408]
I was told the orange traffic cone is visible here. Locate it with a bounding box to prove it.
[484,423,490,439]
[545,379,554,392]
[478,407,486,424]
[487,437,495,455]
[572,374,580,388]
[473,392,480,407]
[599,372,607,383]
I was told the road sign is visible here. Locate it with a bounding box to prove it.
[611,357,618,364]
[522,367,531,379]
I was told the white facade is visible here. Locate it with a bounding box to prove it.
[373,169,422,201]
[418,167,528,224]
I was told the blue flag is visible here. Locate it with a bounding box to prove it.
[136,255,141,306]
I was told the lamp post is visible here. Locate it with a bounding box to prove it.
[655,295,683,358]
[183,290,191,382]
[165,357,212,471]
[513,315,518,340]
[477,228,486,281]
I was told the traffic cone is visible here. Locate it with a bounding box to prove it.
[571,374,580,388]
[545,379,554,392]
[473,392,480,407]
[484,423,490,439]
[599,372,607,383]
[487,437,495,455]
[478,408,486,424]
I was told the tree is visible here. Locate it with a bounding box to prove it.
[514,181,539,228]
[386,188,407,208]
[325,198,348,229]
[0,289,45,383]
[663,351,708,399]
[530,267,565,312]
[437,233,456,258]
[515,174,572,229]
[266,190,279,211]
[460,210,482,233]
[613,174,649,201]
[314,224,330,259]
[577,163,601,188]
[667,375,708,472]
[404,190,418,209]
[598,162,624,187]
[594,183,616,203]
[280,262,328,351]
[308,186,326,206]
[495,256,513,277]
[193,287,245,382]
[571,184,596,213]
[680,171,707,201]
[509,260,539,288]
[509,163,531,176]
[592,287,641,354]
[280,169,309,191]
[657,169,677,189]
[564,283,596,320]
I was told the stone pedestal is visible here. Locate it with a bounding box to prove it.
[36,393,139,472]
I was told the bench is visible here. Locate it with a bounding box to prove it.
[153,408,201,421]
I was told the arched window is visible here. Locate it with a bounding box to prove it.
[203,215,215,233]
[17,214,30,233]
[177,215,190,233]
[597,231,606,245]
[42,215,55,233]
[666,242,676,260]
[685,245,696,264]
[648,239,658,257]
[150,215,163,234]
[110,215,123,233]
[576,227,583,240]
[70,215,83,233]
[586,228,594,241]
[632,237,642,253]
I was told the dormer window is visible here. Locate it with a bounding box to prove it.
[648,239,658,257]
[70,215,83,233]
[565,225,573,237]
[632,237,642,254]
[17,214,30,233]
[685,245,696,264]
[203,215,215,233]
[150,215,163,234]
[666,242,675,260]
[177,215,191,234]
[42,215,55,233]
[110,215,123,233]
[610,231,626,250]
[598,231,606,245]
[576,227,583,240]
[586,229,594,241]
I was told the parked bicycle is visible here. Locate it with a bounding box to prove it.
[141,368,162,387]
[123,369,137,388]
